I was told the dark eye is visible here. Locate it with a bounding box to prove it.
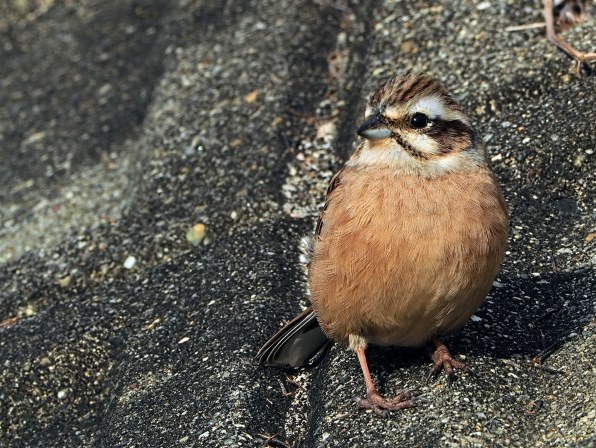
[410,112,429,129]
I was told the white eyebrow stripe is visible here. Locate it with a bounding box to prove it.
[411,94,471,125]
[411,94,446,118]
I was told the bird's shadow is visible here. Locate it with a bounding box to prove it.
[363,266,595,384]
[462,266,594,361]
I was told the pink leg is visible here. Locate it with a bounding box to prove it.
[353,345,418,416]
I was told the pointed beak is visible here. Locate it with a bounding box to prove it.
[357,115,392,140]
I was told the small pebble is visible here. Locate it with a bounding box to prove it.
[186,223,206,245]
[57,275,72,288]
[123,256,136,269]
[573,154,586,168]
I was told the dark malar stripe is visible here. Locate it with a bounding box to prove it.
[392,131,429,160]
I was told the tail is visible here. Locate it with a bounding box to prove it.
[256,307,330,368]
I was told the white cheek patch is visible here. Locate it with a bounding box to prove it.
[407,132,439,154]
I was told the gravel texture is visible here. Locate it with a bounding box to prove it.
[0,1,594,447]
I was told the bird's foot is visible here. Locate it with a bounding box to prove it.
[354,389,419,417]
[427,340,476,386]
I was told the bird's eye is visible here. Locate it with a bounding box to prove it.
[410,112,429,129]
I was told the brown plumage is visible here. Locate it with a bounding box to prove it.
[257,72,509,416]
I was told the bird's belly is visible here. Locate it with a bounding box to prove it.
[308,171,507,347]
[312,230,495,345]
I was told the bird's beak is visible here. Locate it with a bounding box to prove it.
[357,115,392,140]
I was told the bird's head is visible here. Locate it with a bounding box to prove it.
[350,72,486,176]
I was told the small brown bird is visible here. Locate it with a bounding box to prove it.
[257,72,509,416]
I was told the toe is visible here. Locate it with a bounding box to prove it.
[354,390,418,415]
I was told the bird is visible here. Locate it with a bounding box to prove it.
[256,72,509,416]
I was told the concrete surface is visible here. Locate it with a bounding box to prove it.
[0,0,594,447]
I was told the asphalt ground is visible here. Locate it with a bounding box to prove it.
[0,1,594,447]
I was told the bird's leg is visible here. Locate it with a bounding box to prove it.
[428,336,475,386]
[350,335,417,416]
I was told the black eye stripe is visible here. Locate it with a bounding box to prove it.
[380,114,471,136]
[426,119,472,138]
[377,115,474,156]
[427,119,475,154]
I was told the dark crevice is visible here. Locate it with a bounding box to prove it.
[295,1,379,445]
[245,0,346,443]
[333,0,377,164]
[302,350,336,448]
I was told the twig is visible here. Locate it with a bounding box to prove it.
[505,22,547,32]
[543,0,596,74]
[0,316,18,328]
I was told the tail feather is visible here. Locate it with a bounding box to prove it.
[256,307,330,368]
